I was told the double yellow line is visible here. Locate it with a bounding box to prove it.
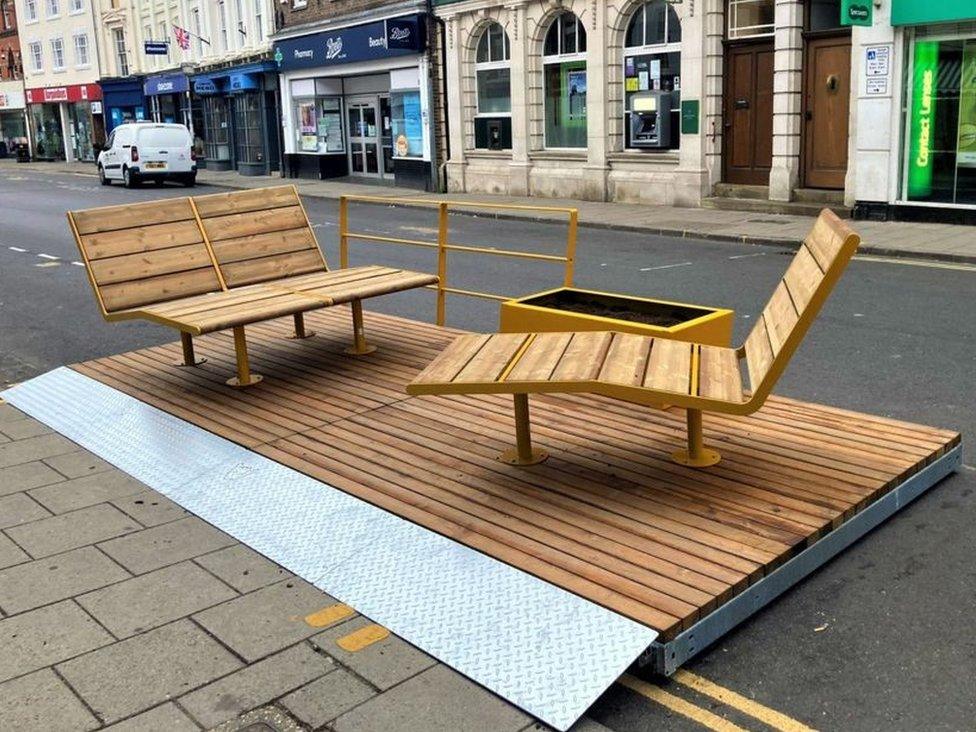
[619,671,816,732]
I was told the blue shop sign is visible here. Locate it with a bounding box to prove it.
[228,73,260,93]
[144,73,189,96]
[274,14,425,72]
[193,77,221,95]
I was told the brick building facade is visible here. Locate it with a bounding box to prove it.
[0,0,27,154]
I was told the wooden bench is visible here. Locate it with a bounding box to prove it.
[68,186,438,387]
[407,209,860,468]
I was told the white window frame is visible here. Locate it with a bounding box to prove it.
[24,0,38,23]
[190,6,203,56]
[45,0,59,19]
[253,0,264,43]
[73,31,90,68]
[727,0,775,40]
[217,0,228,51]
[2,3,12,30]
[50,36,65,71]
[114,27,128,76]
[158,21,169,59]
[28,40,43,72]
[68,0,83,15]
[475,22,511,117]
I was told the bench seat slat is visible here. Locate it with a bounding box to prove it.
[88,243,215,286]
[203,205,309,242]
[72,199,196,236]
[550,332,614,382]
[192,186,300,218]
[598,333,653,386]
[505,333,574,382]
[414,334,493,385]
[81,220,204,261]
[99,267,223,312]
[219,248,325,288]
[454,333,532,384]
[644,339,692,394]
[698,346,744,402]
[210,228,317,265]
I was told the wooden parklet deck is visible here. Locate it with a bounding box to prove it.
[72,309,960,639]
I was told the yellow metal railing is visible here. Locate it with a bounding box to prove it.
[338,194,578,326]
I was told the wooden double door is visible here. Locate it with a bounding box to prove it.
[722,34,851,190]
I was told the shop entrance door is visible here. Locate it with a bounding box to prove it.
[722,41,774,186]
[346,97,381,177]
[802,35,851,189]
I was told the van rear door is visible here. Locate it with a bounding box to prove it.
[136,126,193,174]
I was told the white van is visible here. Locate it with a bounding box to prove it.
[97,122,197,188]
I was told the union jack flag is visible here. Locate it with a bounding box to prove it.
[174,25,191,51]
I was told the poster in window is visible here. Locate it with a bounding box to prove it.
[298,101,318,152]
[567,70,586,119]
[392,91,423,157]
[957,42,976,167]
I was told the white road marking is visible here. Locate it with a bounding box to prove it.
[8,246,27,252]
[729,252,767,260]
[35,261,60,268]
[37,253,60,260]
[71,261,85,267]
[640,261,693,271]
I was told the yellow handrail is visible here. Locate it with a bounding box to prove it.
[338,194,578,326]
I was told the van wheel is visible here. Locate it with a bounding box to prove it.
[123,167,139,188]
[98,165,111,186]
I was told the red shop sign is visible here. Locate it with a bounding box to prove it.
[26,83,103,104]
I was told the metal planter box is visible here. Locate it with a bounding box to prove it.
[499,287,735,347]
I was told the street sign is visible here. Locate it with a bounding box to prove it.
[841,0,872,26]
[144,41,169,55]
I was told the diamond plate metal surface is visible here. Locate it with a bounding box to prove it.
[2,367,657,731]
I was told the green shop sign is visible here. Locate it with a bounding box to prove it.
[841,0,872,27]
[892,0,976,26]
[907,41,939,198]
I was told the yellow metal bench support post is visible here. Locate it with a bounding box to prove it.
[177,332,206,367]
[344,300,376,356]
[498,394,548,466]
[227,326,263,388]
[289,313,315,340]
[672,409,721,467]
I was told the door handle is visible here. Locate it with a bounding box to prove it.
[826,74,839,92]
[805,111,813,121]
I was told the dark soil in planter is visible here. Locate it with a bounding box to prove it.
[523,290,714,328]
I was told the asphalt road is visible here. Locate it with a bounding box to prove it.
[1,167,974,731]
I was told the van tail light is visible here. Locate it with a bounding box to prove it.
[130,145,139,162]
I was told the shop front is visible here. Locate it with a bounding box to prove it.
[144,72,193,129]
[851,1,976,221]
[101,77,147,132]
[274,13,434,189]
[192,62,280,176]
[0,83,28,158]
[25,84,104,162]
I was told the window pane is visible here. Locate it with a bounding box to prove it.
[578,20,586,53]
[488,24,503,62]
[729,0,775,38]
[544,21,558,55]
[624,50,681,150]
[544,61,587,147]
[477,31,489,63]
[477,68,511,113]
[808,0,841,32]
[626,6,644,47]
[667,6,681,43]
[561,14,576,54]
[645,2,666,45]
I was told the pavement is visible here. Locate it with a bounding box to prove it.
[6,158,976,264]
[1,166,975,731]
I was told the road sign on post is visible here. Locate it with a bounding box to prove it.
[841,0,873,26]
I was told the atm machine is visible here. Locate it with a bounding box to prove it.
[629,90,672,148]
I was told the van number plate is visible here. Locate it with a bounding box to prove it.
[144,162,166,169]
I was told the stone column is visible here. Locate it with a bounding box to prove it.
[442,13,468,192]
[507,2,531,195]
[673,1,709,207]
[702,0,725,194]
[769,0,803,201]
[581,0,608,201]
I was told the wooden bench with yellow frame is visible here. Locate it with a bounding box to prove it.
[68,186,437,387]
[407,209,860,468]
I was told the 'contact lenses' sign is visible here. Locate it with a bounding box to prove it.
[908,42,939,198]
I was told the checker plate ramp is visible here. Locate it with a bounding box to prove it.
[3,368,657,731]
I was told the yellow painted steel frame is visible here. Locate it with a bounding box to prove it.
[499,286,735,347]
[338,194,578,326]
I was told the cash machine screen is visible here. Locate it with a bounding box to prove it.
[633,96,657,113]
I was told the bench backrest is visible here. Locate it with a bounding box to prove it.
[68,198,224,314]
[743,209,860,402]
[192,186,327,288]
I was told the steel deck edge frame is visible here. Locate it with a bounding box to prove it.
[641,445,963,676]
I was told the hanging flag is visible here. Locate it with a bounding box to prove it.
[174,25,190,50]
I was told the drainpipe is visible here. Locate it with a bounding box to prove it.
[435,14,449,191]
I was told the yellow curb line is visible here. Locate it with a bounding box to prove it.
[618,674,748,732]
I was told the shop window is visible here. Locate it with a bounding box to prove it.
[474,22,512,150]
[204,97,231,161]
[727,0,774,39]
[234,93,262,165]
[391,90,423,158]
[50,37,64,71]
[623,1,681,150]
[294,96,343,154]
[904,38,976,205]
[543,12,587,148]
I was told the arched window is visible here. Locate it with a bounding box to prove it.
[623,1,681,150]
[543,12,587,148]
[474,22,512,149]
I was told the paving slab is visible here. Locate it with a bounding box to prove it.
[0,460,64,496]
[102,702,201,732]
[6,502,140,557]
[110,490,190,527]
[281,667,375,728]
[193,579,342,662]
[311,615,436,692]
[332,663,530,732]
[43,449,114,479]
[0,491,51,529]
[0,433,78,468]
[57,619,243,724]
[0,599,114,682]
[0,416,52,440]
[29,470,148,514]
[0,403,27,422]
[0,532,28,569]
[194,544,292,593]
[0,668,100,731]
[98,516,237,574]
[179,642,334,728]
[0,545,130,614]
[78,561,238,638]
[209,706,303,732]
